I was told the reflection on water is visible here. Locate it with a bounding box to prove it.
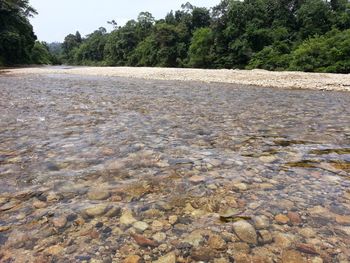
[0,73,349,262]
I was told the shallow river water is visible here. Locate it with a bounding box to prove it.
[0,73,349,263]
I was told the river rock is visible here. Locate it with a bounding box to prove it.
[232,221,257,244]
[33,200,47,209]
[87,189,110,201]
[335,215,350,225]
[258,230,273,244]
[274,233,296,248]
[151,220,164,231]
[189,175,205,183]
[168,215,178,225]
[133,221,149,232]
[152,232,166,242]
[281,250,306,263]
[83,204,110,217]
[233,183,248,191]
[287,212,302,224]
[153,251,176,263]
[52,215,67,229]
[124,255,141,263]
[0,226,11,232]
[120,209,137,225]
[275,214,290,224]
[183,230,204,247]
[208,234,226,250]
[131,233,158,247]
[296,243,319,255]
[253,215,270,229]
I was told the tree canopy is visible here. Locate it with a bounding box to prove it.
[2,0,350,73]
[0,0,37,65]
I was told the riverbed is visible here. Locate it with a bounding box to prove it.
[0,72,349,262]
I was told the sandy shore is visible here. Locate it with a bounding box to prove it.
[3,66,350,91]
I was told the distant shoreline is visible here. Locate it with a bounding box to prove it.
[2,66,350,92]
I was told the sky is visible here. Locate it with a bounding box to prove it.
[29,0,220,43]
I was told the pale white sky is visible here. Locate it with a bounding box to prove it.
[29,0,220,43]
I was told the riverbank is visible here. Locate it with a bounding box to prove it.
[3,66,350,91]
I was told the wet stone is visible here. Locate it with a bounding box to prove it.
[253,215,270,229]
[82,204,110,218]
[153,251,176,263]
[152,232,166,242]
[232,221,257,244]
[133,221,149,232]
[208,234,227,250]
[275,214,290,224]
[287,211,302,225]
[120,209,137,225]
[281,250,306,263]
[52,215,67,229]
[87,190,111,201]
[1,74,350,262]
[124,255,142,263]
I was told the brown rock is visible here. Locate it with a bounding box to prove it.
[44,245,64,255]
[281,250,306,263]
[258,230,273,244]
[296,243,319,255]
[233,221,257,244]
[275,214,290,224]
[189,175,205,183]
[191,247,218,261]
[52,216,67,229]
[131,233,158,247]
[87,189,110,200]
[89,230,100,239]
[153,252,176,263]
[287,212,302,224]
[233,253,251,263]
[124,255,141,263]
[335,215,350,225]
[208,234,227,250]
[33,200,47,209]
[0,226,11,232]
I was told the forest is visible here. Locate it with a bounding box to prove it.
[1,0,350,73]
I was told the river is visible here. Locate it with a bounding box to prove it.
[0,72,349,262]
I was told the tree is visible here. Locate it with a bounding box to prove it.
[74,28,107,64]
[188,27,214,68]
[289,29,350,73]
[191,7,211,29]
[0,0,37,65]
[31,41,51,64]
[296,0,332,39]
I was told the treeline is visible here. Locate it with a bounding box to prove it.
[1,0,350,73]
[0,0,54,66]
[58,0,350,73]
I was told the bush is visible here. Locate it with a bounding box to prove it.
[289,29,350,73]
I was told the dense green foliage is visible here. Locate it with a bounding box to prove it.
[1,0,350,72]
[55,0,350,73]
[0,0,57,65]
[0,0,37,65]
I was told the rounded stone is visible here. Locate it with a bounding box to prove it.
[253,215,270,229]
[152,232,166,242]
[275,214,290,224]
[232,221,257,244]
[87,190,110,201]
[53,216,67,229]
[120,209,137,225]
[123,255,141,263]
[153,252,176,263]
[133,221,149,232]
[83,204,110,217]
